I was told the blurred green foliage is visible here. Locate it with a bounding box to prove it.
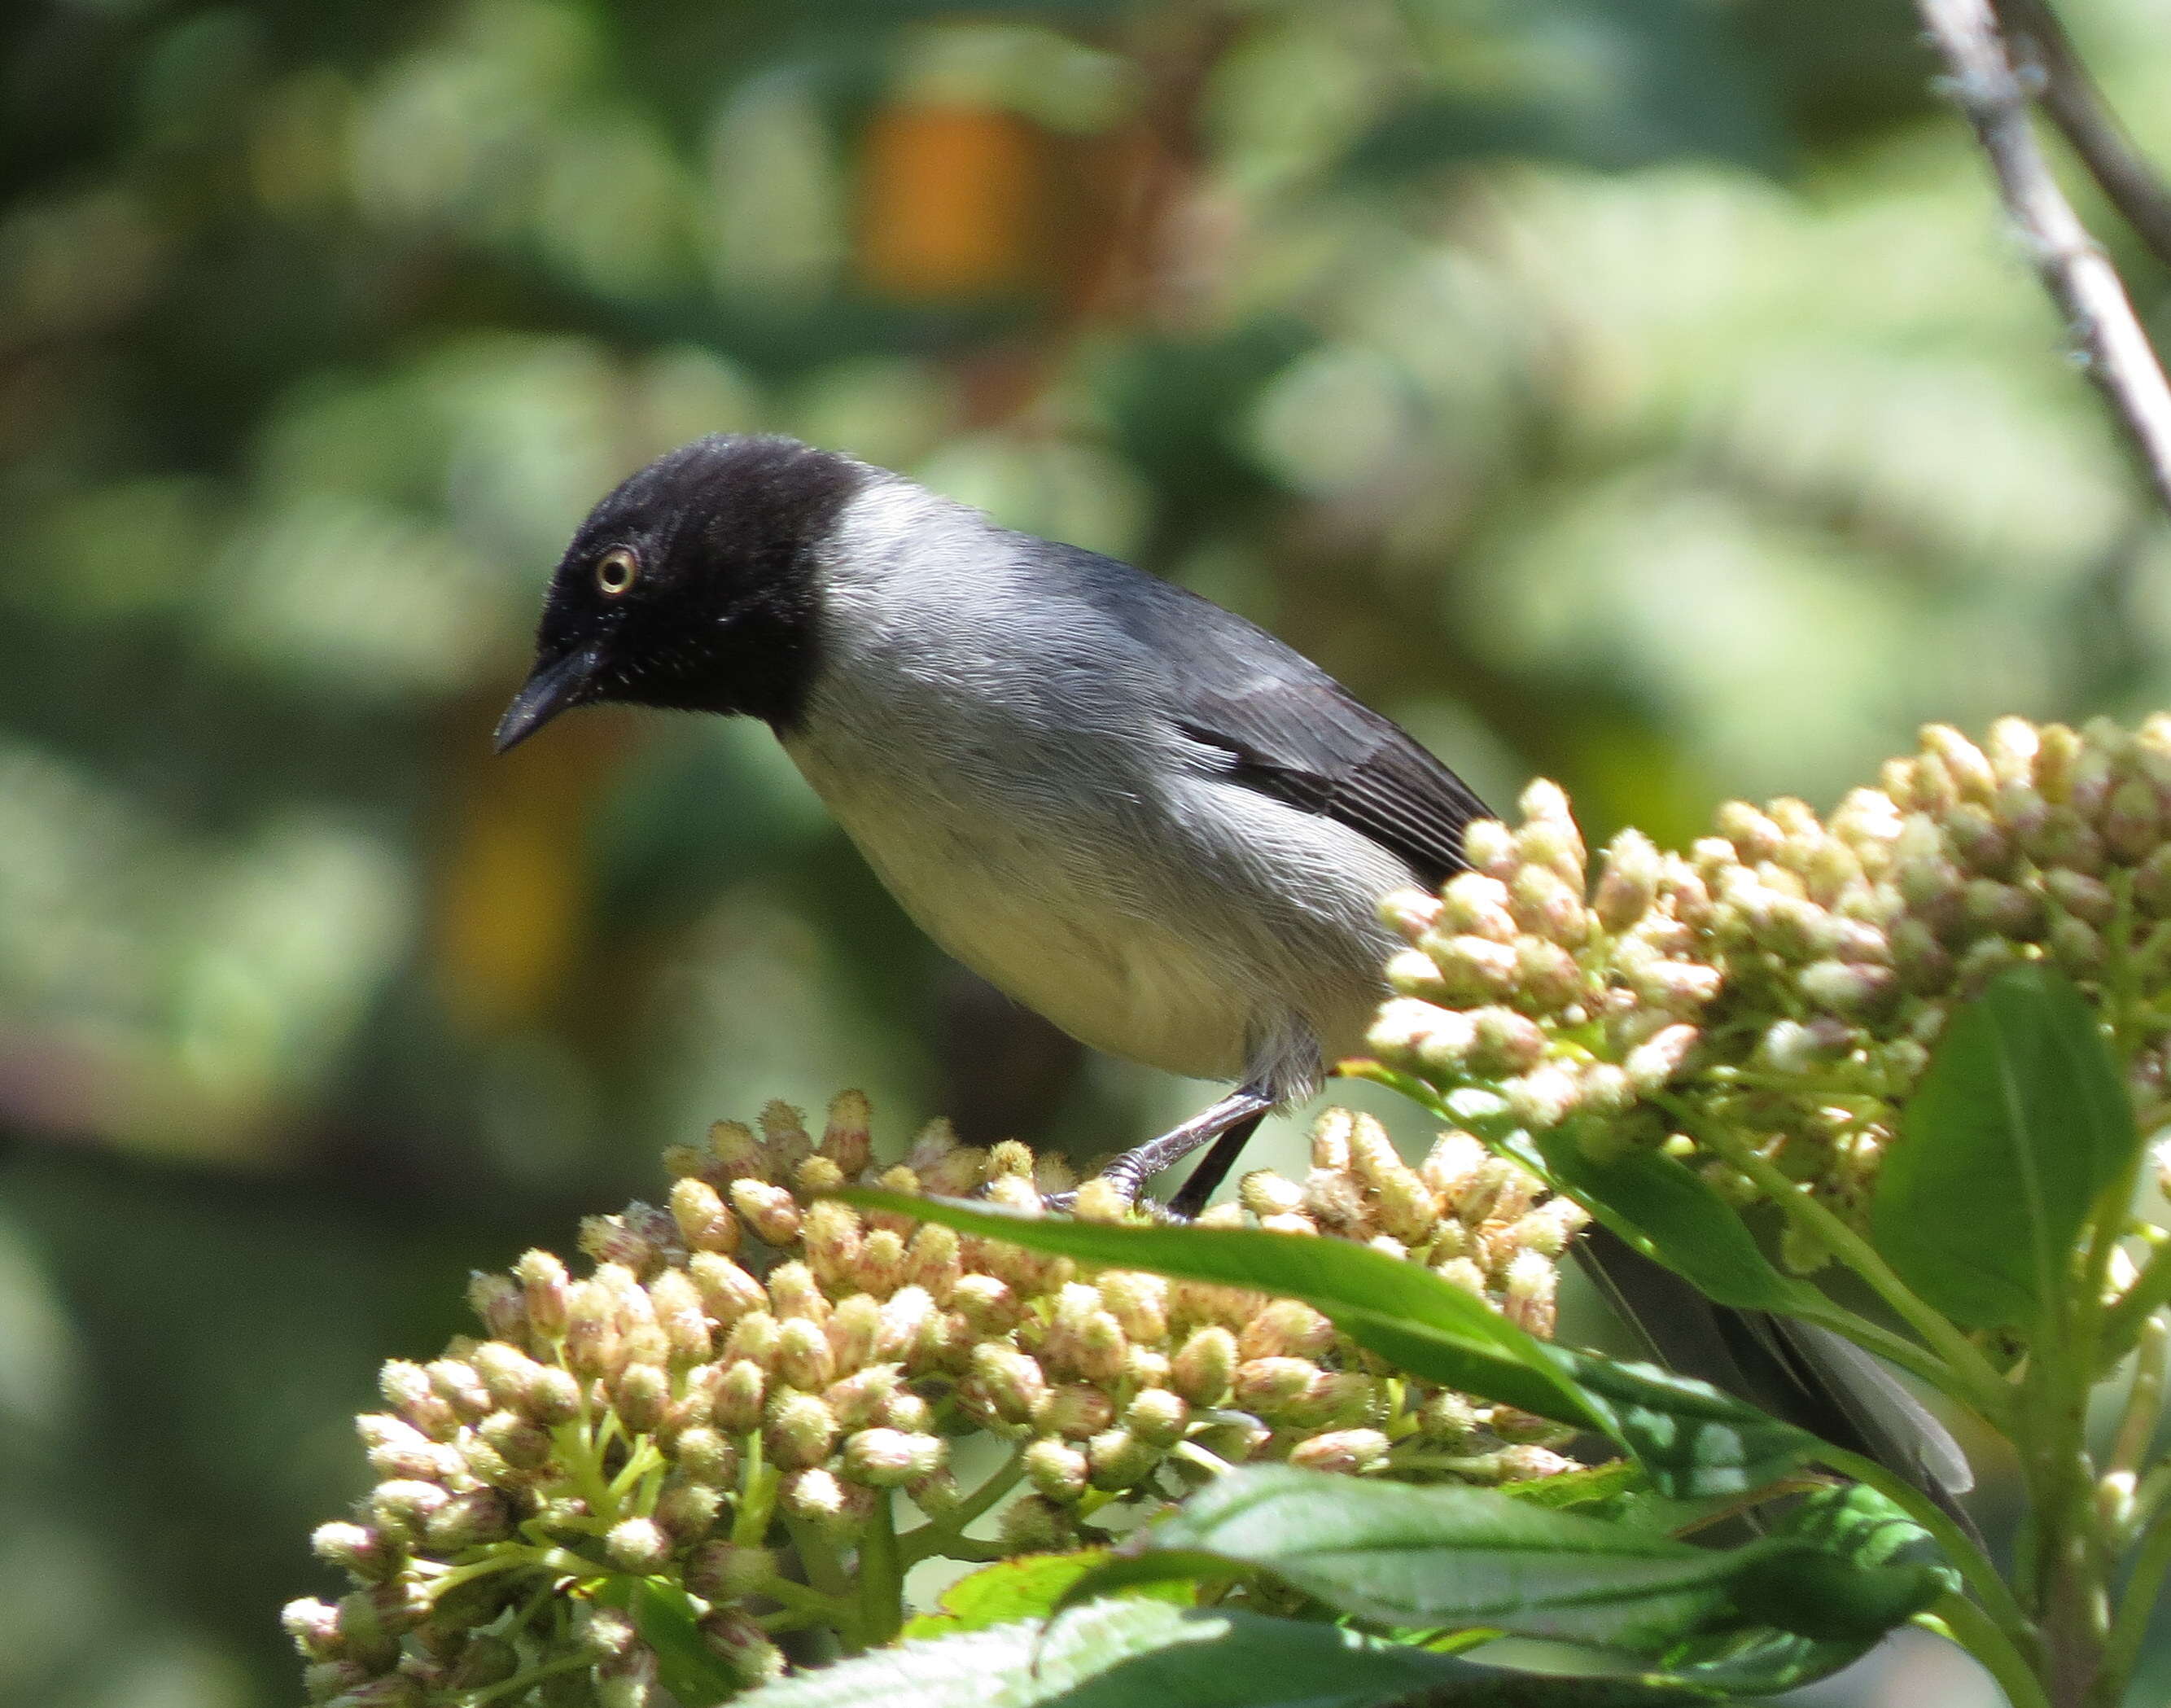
[1,1,2169,1703]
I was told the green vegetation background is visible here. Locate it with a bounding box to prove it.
[2,2,2167,1703]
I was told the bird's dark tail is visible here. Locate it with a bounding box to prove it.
[1575,1224,1981,1541]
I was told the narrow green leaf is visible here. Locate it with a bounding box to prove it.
[1533,1130,1822,1316]
[622,1579,738,1708]
[839,1191,1603,1428]
[735,1598,1716,1708]
[1303,1300,1602,1428]
[1872,964,2138,1333]
[843,1191,1822,1499]
[899,1550,1192,1640]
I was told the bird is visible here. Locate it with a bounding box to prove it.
[495,431,1972,1519]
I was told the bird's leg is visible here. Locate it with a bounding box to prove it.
[1165,1108,1268,1220]
[1090,1085,1277,1214]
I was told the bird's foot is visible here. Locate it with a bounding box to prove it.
[1039,1089,1275,1221]
[1038,1175,1177,1222]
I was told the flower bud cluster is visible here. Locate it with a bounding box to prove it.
[1368,719,2171,1242]
[290,1093,1579,1701]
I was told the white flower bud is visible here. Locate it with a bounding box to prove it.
[1024,1438,1091,1502]
[1503,1064,1582,1128]
[669,1176,739,1255]
[841,1427,944,1487]
[764,1386,837,1470]
[1461,818,1517,877]
[1624,1023,1700,1093]
[688,1252,767,1325]
[820,1088,873,1176]
[1378,887,1443,939]
[1286,1429,1390,1474]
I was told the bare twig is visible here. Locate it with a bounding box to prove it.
[1994,0,2171,271]
[1916,0,2171,519]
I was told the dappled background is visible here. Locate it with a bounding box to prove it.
[3,1,2169,1703]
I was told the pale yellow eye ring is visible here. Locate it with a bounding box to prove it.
[596,547,639,597]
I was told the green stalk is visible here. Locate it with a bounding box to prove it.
[782,1516,862,1653]
[733,1434,779,1548]
[2098,1502,2171,1702]
[759,1574,856,1625]
[898,1446,1027,1566]
[464,1650,601,1707]
[857,1495,906,1649]
[1674,1105,2011,1422]
[2009,1285,2108,1706]
[1928,1594,2055,1708]
[551,1418,619,1522]
[2127,1461,2171,1542]
[2102,1314,2169,1537]
[607,1439,666,1508]
[2101,1250,2171,1366]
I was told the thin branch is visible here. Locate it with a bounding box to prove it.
[1916,0,2171,519]
[1993,0,2171,271]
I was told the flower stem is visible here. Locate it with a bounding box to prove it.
[463,1649,599,1707]
[2100,1246,2171,1369]
[2099,1500,2171,1702]
[1669,1101,2010,1422]
[782,1517,861,1652]
[551,1419,619,1522]
[897,1447,1026,1566]
[857,1495,906,1649]
[1928,1593,2055,1708]
[1171,1439,1234,1479]
[607,1439,665,1509]
[2101,1313,2168,1535]
[760,1574,855,1624]
[732,1434,779,1548]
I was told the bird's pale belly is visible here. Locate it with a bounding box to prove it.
[848,812,1254,1080]
[777,764,1254,1081]
[781,713,1408,1094]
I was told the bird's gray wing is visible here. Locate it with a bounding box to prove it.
[1049,545,1488,885]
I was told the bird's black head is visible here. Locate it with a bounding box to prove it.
[493,434,870,752]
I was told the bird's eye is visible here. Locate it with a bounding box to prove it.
[596,548,639,597]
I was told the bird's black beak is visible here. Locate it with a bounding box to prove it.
[494,644,604,753]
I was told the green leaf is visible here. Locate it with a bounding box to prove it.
[1541,1347,1821,1500]
[839,1191,1603,1429]
[622,1578,739,1708]
[1872,964,2138,1333]
[843,1191,1823,1499]
[1665,1483,1956,1693]
[1498,1460,1645,1513]
[735,1598,1717,1708]
[901,1551,1193,1640]
[1057,1470,1941,1693]
[1532,1130,1821,1316]
[1065,1466,1753,1650]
